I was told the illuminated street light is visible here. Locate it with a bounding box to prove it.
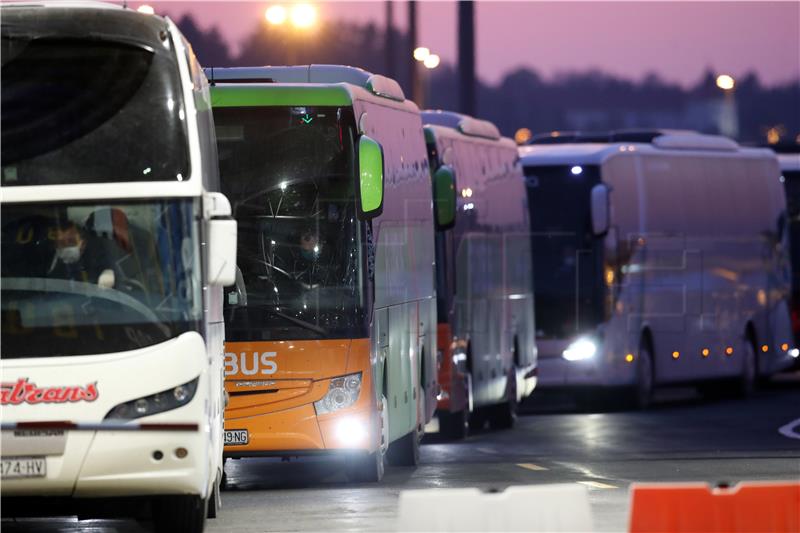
[716,74,735,91]
[265,5,287,25]
[413,47,431,62]
[423,54,440,69]
[290,4,317,29]
[137,4,154,14]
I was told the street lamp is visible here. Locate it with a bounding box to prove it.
[716,74,735,91]
[290,4,317,29]
[715,74,738,138]
[413,46,440,107]
[423,54,440,70]
[265,5,287,25]
[264,4,318,30]
[413,47,430,62]
[264,4,319,65]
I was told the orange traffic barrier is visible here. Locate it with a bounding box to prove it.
[629,481,800,533]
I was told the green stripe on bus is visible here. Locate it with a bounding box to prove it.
[210,85,353,108]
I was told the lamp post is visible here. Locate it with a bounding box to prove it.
[716,74,738,139]
[264,3,318,65]
[413,47,440,109]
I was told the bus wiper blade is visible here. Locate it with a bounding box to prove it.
[250,305,327,336]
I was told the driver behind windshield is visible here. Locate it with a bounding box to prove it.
[49,220,116,288]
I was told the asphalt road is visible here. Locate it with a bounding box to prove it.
[4,376,799,532]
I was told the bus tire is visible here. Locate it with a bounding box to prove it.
[345,449,384,483]
[153,495,206,533]
[630,339,654,410]
[439,409,469,440]
[468,408,487,432]
[206,472,222,519]
[386,430,420,467]
[488,375,518,430]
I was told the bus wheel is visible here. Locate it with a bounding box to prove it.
[153,495,206,533]
[345,449,385,483]
[489,375,518,430]
[386,429,420,467]
[631,341,654,410]
[439,408,469,440]
[206,472,222,518]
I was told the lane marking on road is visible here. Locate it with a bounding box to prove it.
[516,463,548,471]
[778,417,800,440]
[578,480,618,489]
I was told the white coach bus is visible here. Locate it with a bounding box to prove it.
[1,3,236,531]
[422,111,536,437]
[520,130,797,408]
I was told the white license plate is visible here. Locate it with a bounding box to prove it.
[224,430,248,446]
[1,457,46,479]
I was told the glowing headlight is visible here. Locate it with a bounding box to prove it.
[562,338,597,361]
[790,348,799,358]
[336,417,368,446]
[314,372,362,415]
[104,378,199,420]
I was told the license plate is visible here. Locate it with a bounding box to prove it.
[1,457,46,479]
[224,430,248,446]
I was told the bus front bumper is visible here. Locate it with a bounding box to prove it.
[223,403,379,458]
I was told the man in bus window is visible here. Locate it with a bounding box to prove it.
[49,221,116,289]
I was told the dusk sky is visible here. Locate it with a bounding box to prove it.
[141,1,800,88]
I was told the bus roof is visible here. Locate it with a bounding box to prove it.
[519,132,776,167]
[206,65,416,112]
[422,110,502,141]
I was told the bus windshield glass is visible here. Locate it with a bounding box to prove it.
[1,200,202,358]
[524,165,604,339]
[214,105,364,341]
[1,10,189,185]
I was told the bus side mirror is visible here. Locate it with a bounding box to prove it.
[433,165,457,230]
[591,184,610,237]
[205,192,238,287]
[357,135,385,220]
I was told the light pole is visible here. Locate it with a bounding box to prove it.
[264,3,318,65]
[716,74,738,139]
[413,47,440,109]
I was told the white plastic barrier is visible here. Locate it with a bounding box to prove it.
[397,484,593,532]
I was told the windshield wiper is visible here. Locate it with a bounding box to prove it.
[244,305,327,336]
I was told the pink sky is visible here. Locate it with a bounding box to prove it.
[141,1,799,88]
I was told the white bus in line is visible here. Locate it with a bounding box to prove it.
[422,111,537,437]
[519,131,798,408]
[1,2,236,531]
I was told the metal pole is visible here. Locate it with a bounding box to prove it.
[409,0,422,106]
[458,0,475,115]
[385,1,395,78]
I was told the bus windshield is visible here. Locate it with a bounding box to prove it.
[1,10,189,185]
[1,200,202,358]
[214,105,365,341]
[524,164,604,339]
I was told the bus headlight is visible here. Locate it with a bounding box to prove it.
[562,338,598,362]
[336,417,368,446]
[314,372,362,415]
[104,378,199,420]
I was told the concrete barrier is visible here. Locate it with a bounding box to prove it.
[397,483,593,532]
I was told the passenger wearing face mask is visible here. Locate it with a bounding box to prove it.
[48,221,117,289]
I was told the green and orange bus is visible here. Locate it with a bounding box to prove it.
[208,65,453,482]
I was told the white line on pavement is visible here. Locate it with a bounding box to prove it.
[516,463,548,471]
[578,480,618,489]
[778,417,800,440]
